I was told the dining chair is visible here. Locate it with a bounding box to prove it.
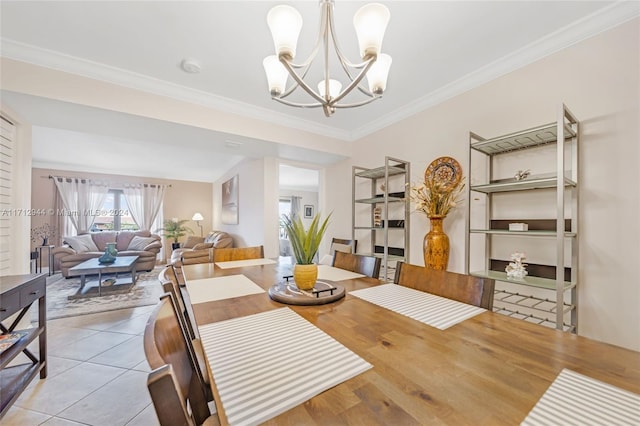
[330,238,357,254]
[332,250,381,278]
[147,364,219,426]
[213,245,264,261]
[143,294,214,424]
[393,262,495,310]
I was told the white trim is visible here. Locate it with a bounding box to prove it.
[1,1,637,142]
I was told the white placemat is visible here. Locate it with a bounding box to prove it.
[521,369,640,426]
[215,258,277,269]
[199,307,372,425]
[186,274,265,304]
[350,283,486,330]
[317,265,365,281]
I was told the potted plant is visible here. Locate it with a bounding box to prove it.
[157,218,193,250]
[281,212,331,290]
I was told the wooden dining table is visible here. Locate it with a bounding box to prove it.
[182,260,640,425]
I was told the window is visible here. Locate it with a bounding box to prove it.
[91,189,139,231]
[278,198,291,238]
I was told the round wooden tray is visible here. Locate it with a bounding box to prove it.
[268,280,345,306]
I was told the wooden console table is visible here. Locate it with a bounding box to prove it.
[0,273,47,419]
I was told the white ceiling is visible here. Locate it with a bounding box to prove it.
[0,0,634,185]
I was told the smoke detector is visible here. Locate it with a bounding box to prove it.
[181,58,201,74]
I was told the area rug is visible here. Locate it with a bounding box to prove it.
[42,265,165,320]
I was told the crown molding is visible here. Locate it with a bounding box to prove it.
[349,1,640,141]
[0,38,352,142]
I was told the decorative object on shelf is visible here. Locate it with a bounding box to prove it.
[509,222,529,231]
[424,156,463,191]
[281,212,331,290]
[191,212,204,236]
[514,169,531,181]
[373,207,382,227]
[30,223,58,246]
[156,218,193,250]
[505,252,528,279]
[411,166,465,271]
[263,1,392,117]
[98,242,118,264]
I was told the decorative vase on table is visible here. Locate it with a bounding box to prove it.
[98,242,118,264]
[293,264,318,290]
[423,215,450,271]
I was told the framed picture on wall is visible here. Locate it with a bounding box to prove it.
[304,204,314,218]
[221,175,239,224]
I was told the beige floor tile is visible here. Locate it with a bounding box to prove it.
[131,359,151,373]
[125,404,159,426]
[48,309,140,331]
[41,417,88,425]
[23,356,84,389]
[15,362,125,415]
[89,335,144,369]
[49,331,133,361]
[57,370,151,426]
[45,326,100,352]
[1,406,51,426]
[103,314,151,335]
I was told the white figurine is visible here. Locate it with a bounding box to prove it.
[506,252,528,279]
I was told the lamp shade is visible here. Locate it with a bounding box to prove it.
[366,53,392,94]
[263,55,289,96]
[192,213,204,221]
[267,5,303,59]
[353,3,390,59]
[317,79,342,99]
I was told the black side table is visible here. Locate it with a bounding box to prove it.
[35,245,55,276]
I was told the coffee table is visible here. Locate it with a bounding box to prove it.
[68,255,139,299]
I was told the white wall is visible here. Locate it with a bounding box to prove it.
[327,19,640,351]
[213,157,279,258]
[1,104,32,275]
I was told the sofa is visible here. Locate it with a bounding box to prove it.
[53,230,162,277]
[170,231,233,266]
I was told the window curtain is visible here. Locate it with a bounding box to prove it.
[290,196,301,219]
[53,177,109,234]
[122,183,167,231]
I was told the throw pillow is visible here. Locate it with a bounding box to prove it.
[127,236,157,251]
[65,234,99,253]
[330,242,352,255]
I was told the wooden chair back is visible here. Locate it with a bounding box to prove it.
[159,265,195,339]
[393,262,495,310]
[147,364,195,426]
[213,246,264,262]
[143,295,211,424]
[331,238,357,253]
[332,251,381,278]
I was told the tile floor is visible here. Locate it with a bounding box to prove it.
[3,305,161,426]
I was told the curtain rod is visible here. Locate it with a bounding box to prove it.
[45,175,172,187]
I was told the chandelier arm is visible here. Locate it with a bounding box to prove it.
[329,58,375,105]
[273,97,323,109]
[333,96,382,108]
[279,58,327,104]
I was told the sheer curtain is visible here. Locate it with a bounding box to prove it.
[123,183,167,230]
[290,196,301,219]
[53,177,109,234]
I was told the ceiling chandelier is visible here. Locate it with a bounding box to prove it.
[263,0,392,117]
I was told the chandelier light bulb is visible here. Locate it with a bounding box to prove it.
[353,3,390,59]
[267,5,303,59]
[366,53,392,94]
[317,79,343,99]
[263,55,289,96]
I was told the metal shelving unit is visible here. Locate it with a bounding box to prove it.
[352,157,410,281]
[465,104,579,332]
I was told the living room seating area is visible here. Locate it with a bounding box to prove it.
[53,230,162,277]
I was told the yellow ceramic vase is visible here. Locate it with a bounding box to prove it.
[293,264,318,290]
[423,215,450,271]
